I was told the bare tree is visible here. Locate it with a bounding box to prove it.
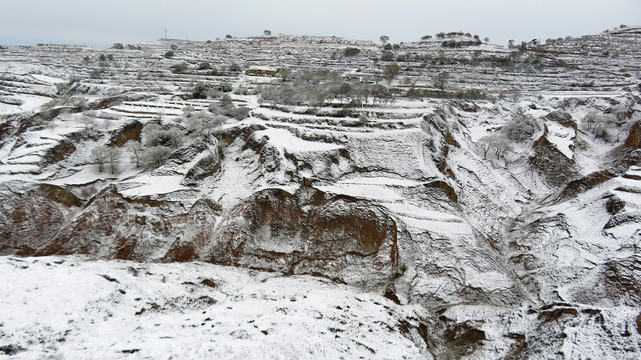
[478,133,513,159]
[106,147,118,174]
[380,35,389,45]
[127,141,143,167]
[91,145,109,172]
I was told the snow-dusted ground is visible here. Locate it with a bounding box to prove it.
[0,256,429,359]
[1,28,641,359]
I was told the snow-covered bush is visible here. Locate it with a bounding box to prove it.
[170,62,188,74]
[142,146,173,168]
[478,133,513,159]
[143,124,184,148]
[501,114,541,142]
[582,110,618,142]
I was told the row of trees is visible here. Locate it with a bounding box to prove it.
[255,72,399,108]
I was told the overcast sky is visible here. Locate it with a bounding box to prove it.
[1,0,640,48]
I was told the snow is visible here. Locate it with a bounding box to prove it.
[546,121,575,159]
[119,175,188,196]
[252,128,343,152]
[0,256,429,359]
[30,74,66,84]
[383,202,463,222]
[340,176,424,187]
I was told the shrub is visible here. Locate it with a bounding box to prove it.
[192,82,212,99]
[164,50,175,58]
[343,47,361,57]
[229,63,242,72]
[502,114,541,142]
[198,61,211,70]
[582,111,618,142]
[143,146,173,168]
[219,94,234,109]
[231,106,250,120]
[434,71,449,90]
[381,50,395,61]
[89,69,103,79]
[143,124,184,148]
[170,62,188,74]
[219,82,233,93]
[383,64,400,83]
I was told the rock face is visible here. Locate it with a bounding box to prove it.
[35,186,220,261]
[0,182,82,255]
[207,187,398,290]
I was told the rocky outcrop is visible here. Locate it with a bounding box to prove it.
[530,135,579,188]
[207,187,398,290]
[35,186,220,261]
[40,139,76,165]
[182,154,221,185]
[109,120,142,147]
[544,110,576,130]
[604,254,641,304]
[0,182,82,255]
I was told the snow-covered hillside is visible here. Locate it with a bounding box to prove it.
[1,27,641,359]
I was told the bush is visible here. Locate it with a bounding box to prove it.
[143,146,173,168]
[143,124,184,148]
[198,61,211,70]
[502,114,541,142]
[219,94,234,109]
[170,62,188,74]
[231,106,250,120]
[163,50,175,58]
[434,71,449,90]
[192,82,212,99]
[89,69,103,79]
[219,82,233,93]
[381,50,395,61]
[582,111,618,142]
[229,63,242,72]
[343,47,361,57]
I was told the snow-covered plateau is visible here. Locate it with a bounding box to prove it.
[1,27,641,359]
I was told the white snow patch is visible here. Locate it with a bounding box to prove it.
[253,128,343,152]
[0,256,430,359]
[119,175,188,196]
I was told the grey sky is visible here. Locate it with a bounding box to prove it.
[1,0,640,48]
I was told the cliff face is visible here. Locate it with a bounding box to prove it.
[1,28,641,358]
